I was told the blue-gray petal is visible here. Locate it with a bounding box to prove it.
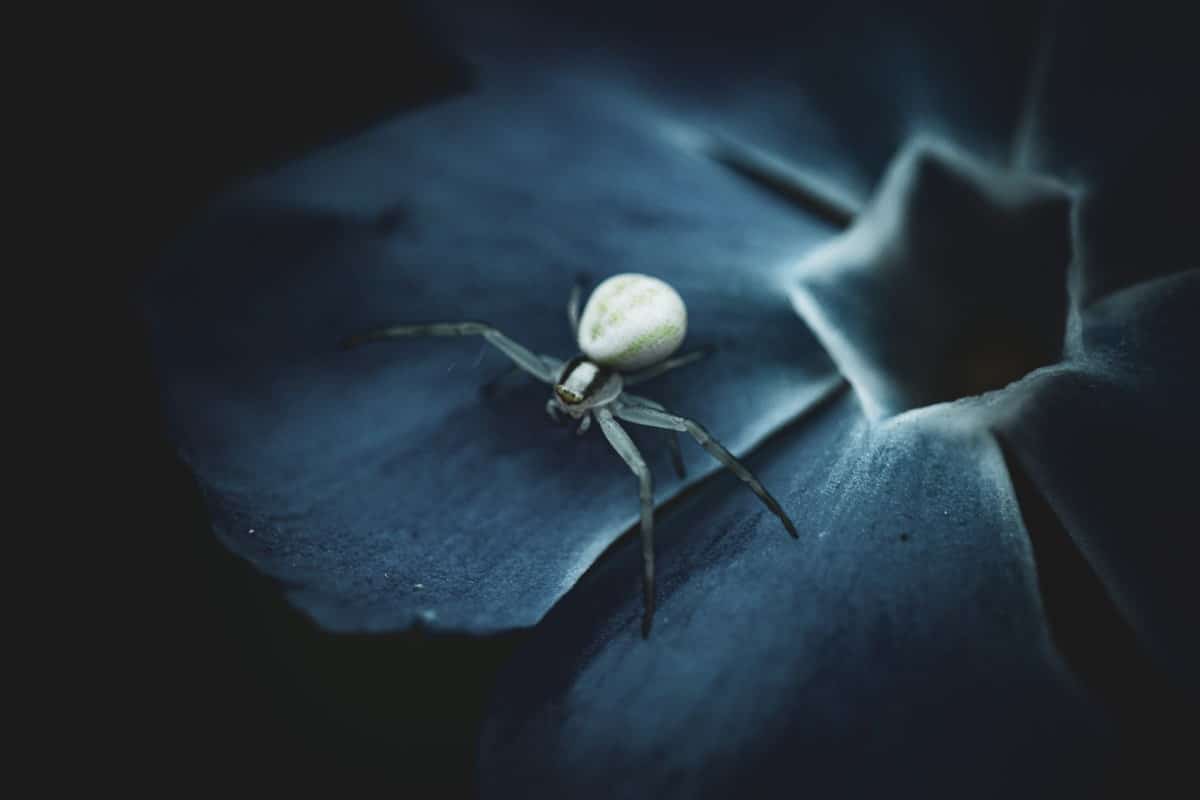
[426,0,1049,212]
[139,71,843,634]
[480,390,1114,798]
[989,269,1200,692]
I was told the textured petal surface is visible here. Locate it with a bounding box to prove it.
[141,69,843,633]
[480,390,1114,798]
[989,269,1200,691]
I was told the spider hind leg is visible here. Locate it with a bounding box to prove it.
[596,407,656,637]
[614,401,798,538]
[623,347,715,387]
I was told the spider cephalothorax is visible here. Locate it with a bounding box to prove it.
[343,273,797,636]
[553,356,620,413]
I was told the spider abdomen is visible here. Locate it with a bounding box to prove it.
[577,273,687,371]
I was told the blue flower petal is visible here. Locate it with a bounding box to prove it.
[991,269,1200,690]
[480,390,1115,797]
[139,73,844,634]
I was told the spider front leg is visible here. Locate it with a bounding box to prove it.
[595,407,657,638]
[614,401,798,538]
[340,321,561,384]
[576,412,592,436]
[622,393,686,478]
[567,274,589,337]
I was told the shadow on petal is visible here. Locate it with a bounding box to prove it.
[990,270,1200,696]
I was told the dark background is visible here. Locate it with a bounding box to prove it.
[114,3,1191,795]
[116,8,509,795]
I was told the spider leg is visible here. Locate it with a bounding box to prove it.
[576,412,592,436]
[622,393,686,478]
[567,281,583,337]
[665,432,686,479]
[623,347,715,386]
[595,407,657,638]
[614,401,798,538]
[340,321,561,384]
[545,398,562,423]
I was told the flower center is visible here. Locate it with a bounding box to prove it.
[791,139,1073,419]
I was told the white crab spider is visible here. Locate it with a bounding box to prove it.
[342,273,797,636]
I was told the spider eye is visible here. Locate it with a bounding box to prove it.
[555,384,583,405]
